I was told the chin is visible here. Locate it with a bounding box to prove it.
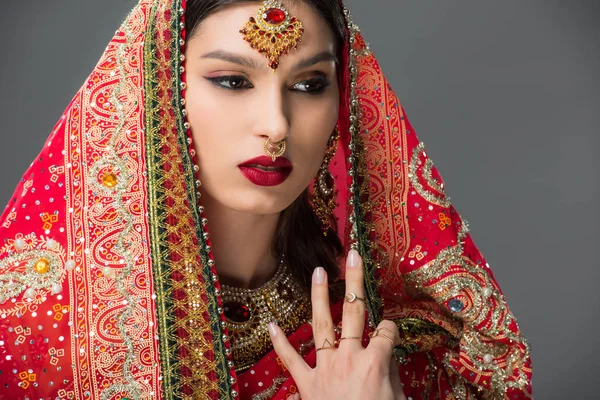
[212,186,298,215]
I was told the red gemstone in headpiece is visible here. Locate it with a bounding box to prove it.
[264,8,286,24]
[241,3,303,70]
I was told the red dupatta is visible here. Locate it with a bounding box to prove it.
[0,0,531,399]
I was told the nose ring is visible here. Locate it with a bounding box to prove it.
[264,137,286,161]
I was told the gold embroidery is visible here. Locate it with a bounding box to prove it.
[408,142,451,208]
[97,11,143,398]
[405,224,531,396]
[342,7,383,327]
[251,376,288,400]
[144,0,233,397]
[64,1,161,398]
[0,237,66,307]
[392,318,453,354]
[340,11,531,397]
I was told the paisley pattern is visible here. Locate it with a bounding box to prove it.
[0,242,66,305]
[0,0,531,399]
[329,12,532,397]
[64,2,161,399]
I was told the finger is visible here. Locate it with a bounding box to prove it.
[389,357,407,400]
[310,267,336,359]
[268,322,310,380]
[367,320,400,360]
[340,249,366,349]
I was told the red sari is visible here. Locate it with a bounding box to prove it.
[0,0,532,399]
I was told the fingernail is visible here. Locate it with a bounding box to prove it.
[347,249,360,268]
[268,322,278,338]
[312,267,325,284]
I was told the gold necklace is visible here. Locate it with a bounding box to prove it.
[221,262,311,372]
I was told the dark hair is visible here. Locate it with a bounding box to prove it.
[185,0,346,291]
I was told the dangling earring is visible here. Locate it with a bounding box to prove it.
[310,128,339,235]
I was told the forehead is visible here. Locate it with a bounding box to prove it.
[191,2,336,66]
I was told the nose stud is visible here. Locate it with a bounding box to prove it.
[264,137,286,161]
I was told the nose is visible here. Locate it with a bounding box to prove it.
[251,86,290,144]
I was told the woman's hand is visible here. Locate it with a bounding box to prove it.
[268,249,407,400]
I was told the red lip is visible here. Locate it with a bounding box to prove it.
[239,156,292,169]
[238,156,293,187]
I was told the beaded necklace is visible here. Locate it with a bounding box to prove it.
[221,262,311,372]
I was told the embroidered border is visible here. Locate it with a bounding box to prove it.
[342,7,381,327]
[65,1,162,398]
[143,0,234,398]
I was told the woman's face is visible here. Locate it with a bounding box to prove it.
[184,1,339,216]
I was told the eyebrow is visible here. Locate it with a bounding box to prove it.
[200,50,263,70]
[294,51,338,71]
[199,50,338,71]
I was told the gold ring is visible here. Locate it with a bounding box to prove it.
[315,338,336,353]
[370,332,395,345]
[368,328,396,345]
[344,292,366,304]
[370,327,395,336]
[337,336,362,343]
[368,327,396,337]
[316,347,336,352]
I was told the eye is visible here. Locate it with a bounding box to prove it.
[292,77,330,94]
[205,75,254,90]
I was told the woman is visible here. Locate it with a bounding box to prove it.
[0,0,532,398]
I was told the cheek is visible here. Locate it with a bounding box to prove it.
[290,98,339,176]
[184,78,233,183]
[185,74,243,151]
[290,130,331,186]
[185,77,220,133]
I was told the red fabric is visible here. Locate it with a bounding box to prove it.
[0,0,531,399]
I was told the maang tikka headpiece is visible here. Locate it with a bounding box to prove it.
[240,0,304,70]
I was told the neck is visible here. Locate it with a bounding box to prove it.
[201,192,280,289]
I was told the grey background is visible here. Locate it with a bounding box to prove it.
[1,1,598,398]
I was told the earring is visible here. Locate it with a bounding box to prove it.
[310,128,339,235]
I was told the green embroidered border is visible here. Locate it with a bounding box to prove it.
[143,1,179,397]
[170,7,234,400]
[394,318,454,354]
[143,0,233,398]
